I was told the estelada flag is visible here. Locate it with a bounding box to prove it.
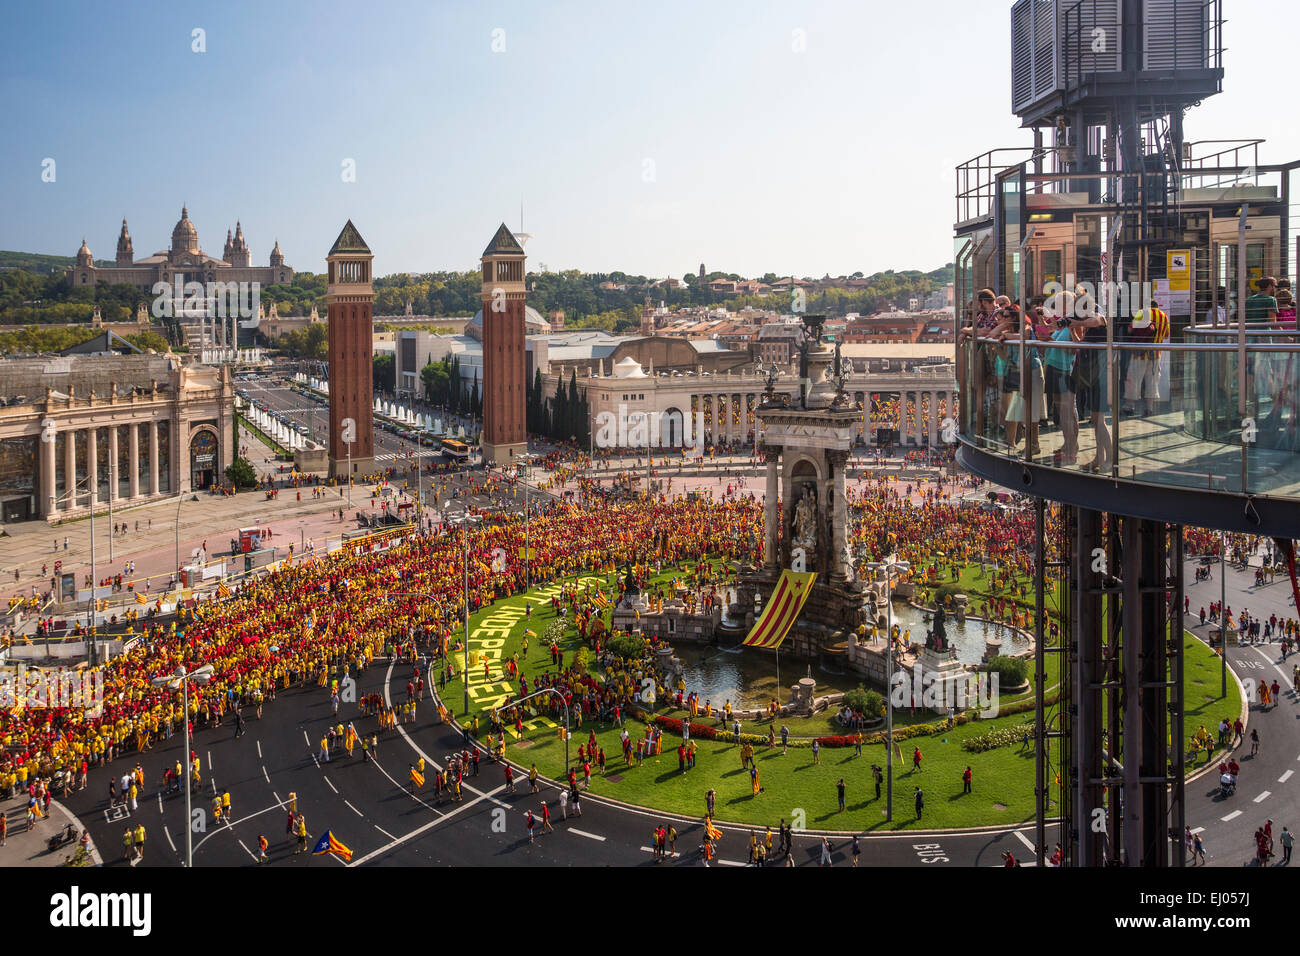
[705,817,722,841]
[135,592,147,605]
[410,767,425,788]
[217,583,231,598]
[313,830,353,863]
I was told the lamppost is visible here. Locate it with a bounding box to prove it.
[50,477,97,662]
[866,557,910,822]
[443,502,480,718]
[151,663,213,868]
[504,687,571,775]
[1220,528,1228,697]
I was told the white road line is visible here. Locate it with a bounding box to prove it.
[374,825,396,840]
[344,800,364,817]
[351,786,504,865]
[1254,790,1272,803]
[192,797,291,852]
[312,755,319,768]
[716,859,745,867]
[323,776,339,794]
[207,751,212,771]
[1280,770,1294,784]
[261,765,270,784]
[569,828,606,841]
[236,839,258,862]
[157,794,163,815]
[163,825,177,853]
[303,730,311,746]
[1221,810,1242,822]
[257,740,263,759]
[1250,646,1291,684]
[1013,829,1036,852]
[1190,827,1204,835]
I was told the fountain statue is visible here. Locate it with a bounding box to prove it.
[791,486,818,554]
[925,604,949,653]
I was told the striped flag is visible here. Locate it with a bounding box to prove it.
[742,571,817,650]
[313,830,353,863]
[591,590,611,610]
[705,817,722,841]
[135,592,147,605]
[410,767,425,788]
[217,583,231,598]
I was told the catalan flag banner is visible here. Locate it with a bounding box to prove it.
[705,817,722,841]
[217,583,231,598]
[742,571,817,650]
[590,590,611,610]
[410,767,425,788]
[313,830,353,863]
[135,592,147,605]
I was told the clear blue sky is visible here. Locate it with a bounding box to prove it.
[1,0,1293,279]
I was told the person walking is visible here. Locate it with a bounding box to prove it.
[811,739,820,765]
[1250,728,1260,757]
[257,834,270,863]
[1192,830,1206,865]
[914,786,924,820]
[872,764,883,801]
[962,765,973,794]
[1281,826,1293,865]
[820,836,833,867]
[851,835,861,867]
[836,778,846,812]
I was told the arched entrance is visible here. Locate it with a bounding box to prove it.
[660,407,684,447]
[189,429,218,490]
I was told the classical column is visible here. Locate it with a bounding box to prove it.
[927,392,939,446]
[763,447,780,571]
[64,428,77,508]
[107,425,119,504]
[40,426,56,517]
[829,449,849,583]
[148,421,160,496]
[128,423,140,499]
[87,428,99,507]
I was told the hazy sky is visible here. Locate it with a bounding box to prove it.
[1,0,1293,279]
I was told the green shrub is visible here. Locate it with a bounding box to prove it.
[961,723,1031,753]
[606,632,647,661]
[984,655,1029,687]
[842,684,883,718]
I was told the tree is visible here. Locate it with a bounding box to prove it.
[224,456,258,489]
[373,352,395,392]
[124,330,171,352]
[421,360,450,405]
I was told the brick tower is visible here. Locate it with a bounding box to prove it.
[480,223,528,464]
[326,220,375,478]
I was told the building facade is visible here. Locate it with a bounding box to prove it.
[0,354,235,523]
[67,208,292,290]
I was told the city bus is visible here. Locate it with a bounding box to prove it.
[440,438,470,460]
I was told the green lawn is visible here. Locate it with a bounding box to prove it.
[435,572,1239,832]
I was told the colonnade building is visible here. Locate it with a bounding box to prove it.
[0,355,235,522]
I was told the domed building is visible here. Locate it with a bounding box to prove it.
[66,206,294,292]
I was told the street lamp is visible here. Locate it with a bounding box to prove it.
[50,477,97,663]
[866,557,910,822]
[151,662,213,867]
[443,502,481,720]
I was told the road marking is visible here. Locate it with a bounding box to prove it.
[374,825,396,840]
[257,740,263,759]
[569,828,606,841]
[716,859,745,867]
[262,765,270,784]
[1190,827,1204,835]
[1013,829,1036,852]
[1280,770,1294,784]
[1221,810,1242,822]
[163,825,177,853]
[312,755,319,768]
[192,797,291,853]
[1254,790,1271,803]
[1250,645,1291,684]
[324,776,338,794]
[344,800,364,817]
[351,785,505,865]
[207,751,212,771]
[157,794,163,815]
[236,839,258,862]
[303,730,311,746]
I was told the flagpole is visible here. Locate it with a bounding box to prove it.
[775,645,780,707]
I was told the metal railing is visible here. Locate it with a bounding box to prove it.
[956,325,1300,498]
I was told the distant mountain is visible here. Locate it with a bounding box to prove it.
[0,251,112,272]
